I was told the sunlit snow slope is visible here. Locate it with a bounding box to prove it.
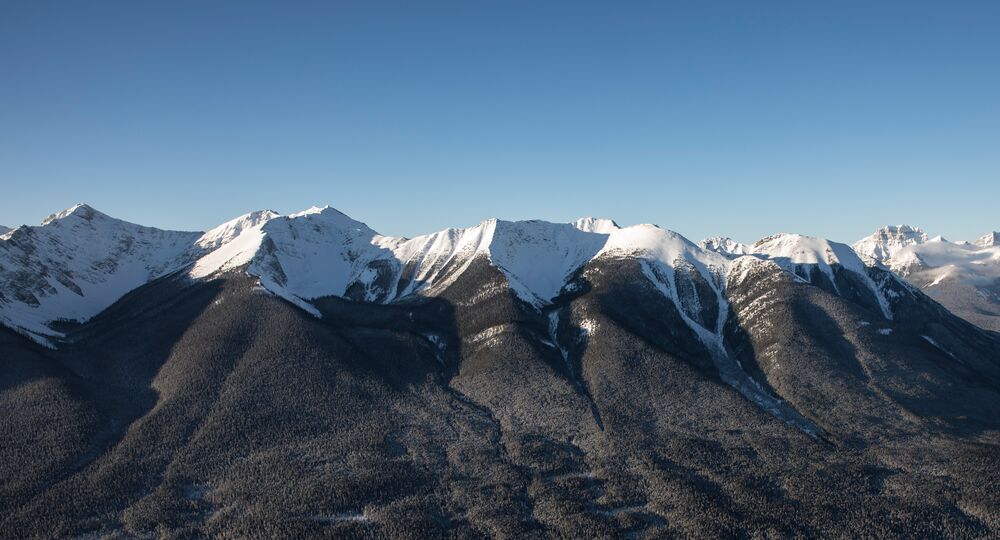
[0,205,202,341]
[2,204,929,343]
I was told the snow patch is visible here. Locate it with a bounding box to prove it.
[922,335,958,360]
[310,511,370,524]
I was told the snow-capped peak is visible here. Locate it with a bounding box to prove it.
[0,204,203,343]
[195,210,280,250]
[751,233,893,318]
[289,205,337,218]
[852,224,928,264]
[700,236,750,258]
[572,217,620,234]
[598,224,727,270]
[974,231,1000,248]
[40,203,106,225]
[8,203,952,344]
[752,233,868,275]
[186,209,726,311]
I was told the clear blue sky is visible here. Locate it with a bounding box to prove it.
[1,1,998,243]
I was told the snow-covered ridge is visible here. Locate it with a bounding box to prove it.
[752,233,869,276]
[4,203,944,344]
[0,204,202,342]
[195,209,279,250]
[748,233,894,318]
[0,225,10,237]
[1,204,734,340]
[193,211,719,310]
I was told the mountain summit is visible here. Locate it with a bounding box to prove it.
[852,224,928,264]
[976,231,1000,248]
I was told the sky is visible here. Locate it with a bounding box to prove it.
[1,1,998,244]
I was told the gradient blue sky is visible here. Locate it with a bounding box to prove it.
[2,1,998,243]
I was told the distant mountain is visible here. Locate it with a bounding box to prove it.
[852,224,928,263]
[0,225,10,235]
[699,236,750,258]
[976,231,1000,248]
[854,226,1000,331]
[3,205,1000,537]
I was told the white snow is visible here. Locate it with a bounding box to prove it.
[877,328,893,335]
[855,226,1000,290]
[7,202,957,344]
[921,335,958,360]
[309,511,370,524]
[211,214,617,308]
[466,323,513,349]
[752,233,869,278]
[0,204,201,342]
[975,231,1000,248]
[599,225,730,282]
[750,233,893,319]
[572,217,620,234]
[700,236,751,258]
[487,220,611,306]
[189,211,277,278]
[6,204,732,338]
[852,225,928,264]
[246,207,389,301]
[578,318,598,338]
[194,210,279,251]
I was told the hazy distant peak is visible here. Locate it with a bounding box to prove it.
[975,231,1000,248]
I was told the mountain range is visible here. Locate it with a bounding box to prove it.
[2,204,999,537]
